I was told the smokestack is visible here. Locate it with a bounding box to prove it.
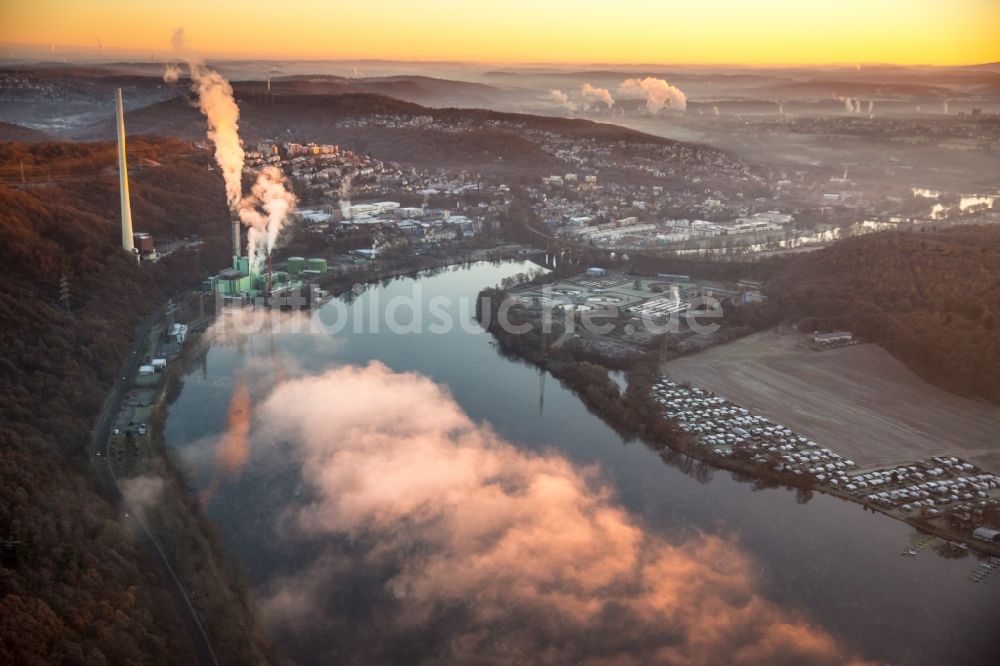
[115,88,135,254]
[232,215,241,259]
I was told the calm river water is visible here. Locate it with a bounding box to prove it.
[166,260,999,665]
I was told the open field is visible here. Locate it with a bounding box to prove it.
[664,328,1000,473]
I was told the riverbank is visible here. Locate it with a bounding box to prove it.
[477,287,1000,559]
[99,299,276,666]
[102,242,548,662]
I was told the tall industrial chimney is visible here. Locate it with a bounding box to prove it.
[232,216,241,259]
[115,88,135,253]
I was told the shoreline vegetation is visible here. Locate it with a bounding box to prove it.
[111,323,277,666]
[475,277,1000,558]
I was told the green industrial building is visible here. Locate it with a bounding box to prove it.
[204,255,306,302]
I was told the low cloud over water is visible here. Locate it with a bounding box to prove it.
[253,362,871,664]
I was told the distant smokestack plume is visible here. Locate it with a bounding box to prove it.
[548,89,577,113]
[837,96,861,113]
[239,166,297,271]
[618,77,687,112]
[581,83,615,109]
[163,63,181,83]
[712,105,720,116]
[338,176,353,220]
[867,99,874,115]
[167,28,245,210]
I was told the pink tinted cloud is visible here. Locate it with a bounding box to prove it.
[255,362,872,664]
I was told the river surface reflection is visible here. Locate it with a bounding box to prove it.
[165,260,999,665]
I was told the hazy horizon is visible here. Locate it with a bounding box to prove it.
[3,0,999,67]
[4,47,1000,71]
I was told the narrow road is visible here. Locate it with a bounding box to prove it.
[90,309,220,666]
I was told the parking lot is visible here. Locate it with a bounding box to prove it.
[665,329,1000,474]
[652,376,1000,545]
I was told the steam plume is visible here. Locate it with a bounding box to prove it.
[338,175,353,220]
[163,63,181,84]
[549,89,578,113]
[168,28,297,264]
[837,96,861,113]
[618,77,687,112]
[581,83,615,109]
[167,28,245,210]
[239,166,298,270]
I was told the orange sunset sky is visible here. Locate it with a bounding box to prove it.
[2,0,998,65]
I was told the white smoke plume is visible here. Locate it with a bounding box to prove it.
[867,99,874,115]
[549,89,578,113]
[837,96,861,113]
[713,105,720,116]
[618,77,687,112]
[942,99,949,114]
[163,63,182,84]
[338,175,353,220]
[239,166,298,271]
[168,28,245,210]
[581,83,615,109]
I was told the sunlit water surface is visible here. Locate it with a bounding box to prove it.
[166,260,999,665]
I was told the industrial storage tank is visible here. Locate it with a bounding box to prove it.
[287,257,305,274]
[305,258,328,274]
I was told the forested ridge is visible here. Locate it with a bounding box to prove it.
[0,138,235,664]
[768,224,1000,404]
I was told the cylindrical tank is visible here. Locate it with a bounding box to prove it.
[287,257,305,274]
[306,258,328,273]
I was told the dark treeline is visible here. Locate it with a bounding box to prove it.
[0,139,266,664]
[767,225,1000,404]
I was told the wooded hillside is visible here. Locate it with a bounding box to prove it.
[768,225,1000,404]
[0,138,232,664]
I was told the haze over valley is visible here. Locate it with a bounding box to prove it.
[2,4,999,665]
